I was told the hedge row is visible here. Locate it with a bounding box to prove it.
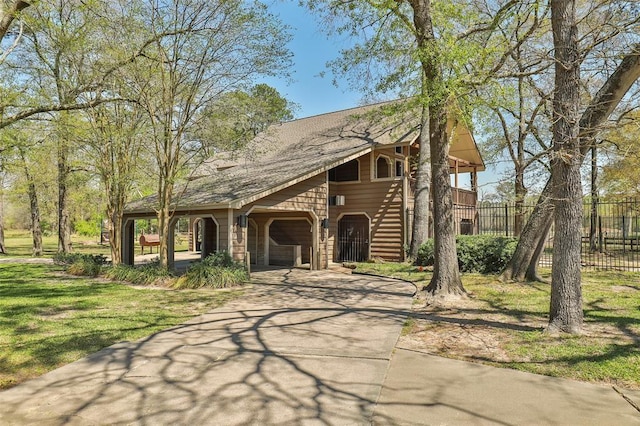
[416,235,518,274]
[56,251,248,288]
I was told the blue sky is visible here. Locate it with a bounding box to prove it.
[260,2,363,118]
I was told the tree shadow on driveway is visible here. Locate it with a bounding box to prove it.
[0,269,548,425]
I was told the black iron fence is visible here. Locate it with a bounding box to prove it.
[477,199,640,270]
[408,198,640,271]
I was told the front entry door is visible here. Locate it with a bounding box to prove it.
[337,215,369,262]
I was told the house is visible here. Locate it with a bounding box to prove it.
[122,100,485,269]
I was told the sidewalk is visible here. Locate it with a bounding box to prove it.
[373,347,640,425]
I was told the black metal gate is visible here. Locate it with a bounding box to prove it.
[337,215,369,262]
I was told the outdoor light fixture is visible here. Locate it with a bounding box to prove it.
[237,214,248,228]
[321,218,330,229]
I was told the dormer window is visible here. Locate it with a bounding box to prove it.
[329,159,359,182]
[376,156,391,179]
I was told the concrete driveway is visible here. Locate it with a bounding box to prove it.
[0,269,415,425]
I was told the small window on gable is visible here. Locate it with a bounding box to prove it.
[376,156,391,179]
[329,159,359,182]
[395,146,403,154]
[395,160,404,177]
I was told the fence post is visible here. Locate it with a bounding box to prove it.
[504,203,509,236]
[589,197,598,252]
[622,215,626,254]
[598,215,603,253]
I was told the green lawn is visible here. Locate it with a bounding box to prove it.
[2,230,110,257]
[0,262,241,390]
[2,229,189,258]
[354,263,640,389]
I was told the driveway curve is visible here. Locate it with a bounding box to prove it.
[0,268,414,425]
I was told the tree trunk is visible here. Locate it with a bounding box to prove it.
[20,150,43,256]
[502,179,553,281]
[548,0,583,334]
[27,181,43,257]
[503,44,640,281]
[157,174,174,269]
[408,103,431,261]
[108,206,122,265]
[406,0,464,298]
[158,204,170,269]
[57,140,72,253]
[0,183,6,255]
[514,164,527,237]
[106,172,124,265]
[425,108,465,298]
[514,71,527,238]
[589,144,598,252]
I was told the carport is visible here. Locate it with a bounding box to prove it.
[242,207,324,270]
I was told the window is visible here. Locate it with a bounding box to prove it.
[329,159,359,182]
[395,146,403,154]
[376,156,391,179]
[395,160,404,177]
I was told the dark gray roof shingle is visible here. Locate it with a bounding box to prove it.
[126,101,419,212]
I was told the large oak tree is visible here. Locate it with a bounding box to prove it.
[547,0,583,333]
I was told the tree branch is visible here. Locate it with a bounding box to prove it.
[579,43,640,142]
[0,0,31,41]
[0,97,128,129]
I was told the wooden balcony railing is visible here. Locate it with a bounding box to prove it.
[408,180,477,207]
[452,188,477,207]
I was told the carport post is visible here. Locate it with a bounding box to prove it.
[121,219,135,266]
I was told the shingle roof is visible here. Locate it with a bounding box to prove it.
[126,101,419,213]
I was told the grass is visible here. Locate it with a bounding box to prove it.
[2,230,111,258]
[0,262,242,390]
[2,229,190,258]
[354,262,640,389]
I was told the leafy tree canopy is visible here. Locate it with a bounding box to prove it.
[194,83,297,154]
[600,113,640,198]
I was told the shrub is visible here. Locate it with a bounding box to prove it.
[74,219,100,237]
[53,252,107,266]
[416,235,518,274]
[173,252,248,289]
[40,220,55,237]
[103,260,173,286]
[416,239,435,267]
[201,251,237,268]
[54,253,108,277]
[67,258,103,277]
